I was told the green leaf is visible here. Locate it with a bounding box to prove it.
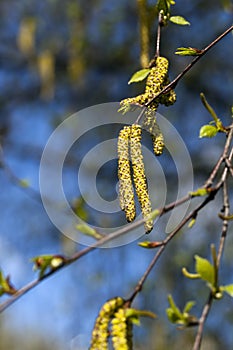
[183,301,195,314]
[221,284,233,297]
[175,47,202,56]
[76,223,103,240]
[128,68,151,85]
[125,308,156,319]
[170,16,190,25]
[0,270,17,296]
[200,93,225,132]
[195,255,215,286]
[166,294,183,324]
[72,197,88,221]
[199,124,218,138]
[31,254,66,278]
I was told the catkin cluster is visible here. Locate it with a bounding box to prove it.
[120,56,176,112]
[111,308,133,350]
[120,56,176,157]
[89,297,124,350]
[118,124,153,233]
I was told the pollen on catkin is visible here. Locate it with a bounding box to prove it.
[111,308,133,350]
[119,56,176,114]
[89,297,124,350]
[117,126,136,222]
[130,124,153,233]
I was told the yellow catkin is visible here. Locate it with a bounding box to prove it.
[119,56,176,114]
[142,109,164,156]
[111,308,133,350]
[89,297,124,350]
[159,76,176,106]
[117,126,136,222]
[130,124,153,233]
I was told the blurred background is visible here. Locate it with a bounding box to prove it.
[0,0,232,349]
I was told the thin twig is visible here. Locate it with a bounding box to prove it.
[0,191,193,313]
[192,293,213,350]
[217,180,230,267]
[146,24,233,108]
[192,134,233,350]
[128,190,218,303]
[2,124,232,314]
[155,12,162,57]
[135,25,233,124]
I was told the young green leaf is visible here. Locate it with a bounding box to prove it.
[175,47,202,56]
[199,124,218,138]
[0,270,17,296]
[221,284,233,297]
[128,68,151,84]
[31,254,66,278]
[138,241,164,249]
[125,308,156,320]
[166,294,183,323]
[170,16,190,26]
[200,93,226,132]
[76,223,103,240]
[194,255,215,286]
[183,301,195,314]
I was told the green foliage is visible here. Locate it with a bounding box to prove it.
[128,69,151,84]
[156,0,175,25]
[194,255,215,286]
[199,93,226,138]
[156,0,190,27]
[156,0,175,15]
[72,196,88,221]
[166,294,197,327]
[0,270,17,296]
[76,223,103,240]
[220,284,233,297]
[175,47,202,56]
[31,255,66,279]
[169,16,190,26]
[183,246,233,300]
[125,308,156,326]
[199,124,218,138]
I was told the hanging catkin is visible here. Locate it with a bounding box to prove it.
[89,297,124,350]
[130,124,153,233]
[117,126,136,222]
[111,308,133,350]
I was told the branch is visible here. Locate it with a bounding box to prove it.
[192,293,213,350]
[192,133,233,350]
[0,191,192,313]
[1,121,232,314]
[128,187,219,304]
[152,24,233,103]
